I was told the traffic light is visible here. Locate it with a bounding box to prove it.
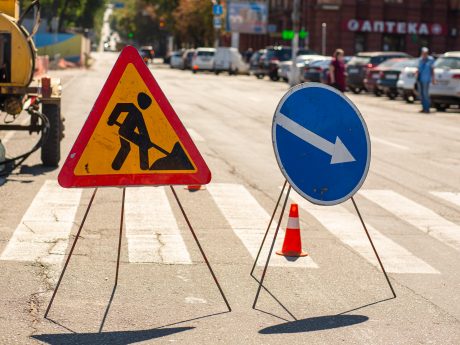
[159,17,166,29]
[128,32,134,39]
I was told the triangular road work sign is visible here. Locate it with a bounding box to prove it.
[58,46,211,188]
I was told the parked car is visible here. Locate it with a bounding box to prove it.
[140,45,155,63]
[397,65,419,103]
[303,57,332,83]
[249,49,266,79]
[214,47,249,75]
[290,55,327,84]
[261,46,293,81]
[365,58,409,96]
[378,58,417,99]
[182,49,195,70]
[278,60,291,82]
[192,48,216,73]
[170,50,184,69]
[347,51,411,94]
[430,51,460,111]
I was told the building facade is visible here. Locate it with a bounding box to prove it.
[238,0,460,56]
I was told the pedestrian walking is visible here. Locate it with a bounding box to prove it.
[329,49,346,92]
[415,47,436,113]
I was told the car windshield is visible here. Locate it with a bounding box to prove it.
[378,59,404,68]
[197,51,214,57]
[391,59,416,69]
[434,57,460,69]
[348,56,371,65]
[266,48,292,61]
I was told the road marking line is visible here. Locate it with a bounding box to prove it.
[290,190,438,274]
[186,128,204,142]
[207,183,318,268]
[431,192,460,208]
[0,180,82,280]
[124,187,192,264]
[360,190,460,252]
[371,136,409,151]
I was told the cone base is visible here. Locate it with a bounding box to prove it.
[276,250,308,257]
[185,185,205,191]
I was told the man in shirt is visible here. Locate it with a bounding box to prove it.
[416,47,436,114]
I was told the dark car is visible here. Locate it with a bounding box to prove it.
[379,58,418,99]
[364,58,408,96]
[347,51,411,94]
[261,46,292,81]
[249,49,266,79]
[303,58,332,83]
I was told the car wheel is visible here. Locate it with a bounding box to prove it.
[374,89,382,97]
[434,103,448,112]
[351,87,361,94]
[270,75,279,81]
[388,92,396,100]
[256,74,263,79]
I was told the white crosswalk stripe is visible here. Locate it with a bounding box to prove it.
[124,187,192,264]
[430,192,460,209]
[0,180,82,278]
[289,190,439,274]
[186,128,205,142]
[207,183,318,268]
[360,190,460,252]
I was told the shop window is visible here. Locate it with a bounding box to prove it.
[355,33,366,53]
[382,34,405,52]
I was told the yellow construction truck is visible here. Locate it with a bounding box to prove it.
[0,0,63,173]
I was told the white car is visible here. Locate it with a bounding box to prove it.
[214,47,249,75]
[288,55,327,85]
[192,47,215,73]
[397,66,418,103]
[430,51,460,111]
[278,61,291,82]
[170,51,184,69]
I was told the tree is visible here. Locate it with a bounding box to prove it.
[173,0,214,47]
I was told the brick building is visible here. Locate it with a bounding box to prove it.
[238,0,460,56]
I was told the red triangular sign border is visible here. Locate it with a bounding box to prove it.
[58,46,211,188]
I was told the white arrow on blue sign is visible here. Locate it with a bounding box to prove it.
[272,83,371,206]
[213,4,223,16]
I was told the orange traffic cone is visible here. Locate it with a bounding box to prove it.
[276,203,308,257]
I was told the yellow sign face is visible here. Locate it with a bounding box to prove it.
[74,63,196,176]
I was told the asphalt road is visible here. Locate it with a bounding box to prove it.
[1,52,459,344]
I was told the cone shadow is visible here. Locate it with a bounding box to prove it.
[32,327,194,345]
[259,314,368,334]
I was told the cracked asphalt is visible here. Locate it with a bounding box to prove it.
[0,52,459,344]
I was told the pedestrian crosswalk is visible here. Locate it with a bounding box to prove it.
[1,180,460,278]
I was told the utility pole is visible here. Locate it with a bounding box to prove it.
[322,22,327,56]
[289,0,301,86]
[292,0,300,60]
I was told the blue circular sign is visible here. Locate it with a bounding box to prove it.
[272,83,371,206]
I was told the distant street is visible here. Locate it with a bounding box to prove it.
[1,53,460,344]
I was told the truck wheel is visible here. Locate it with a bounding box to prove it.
[41,103,61,167]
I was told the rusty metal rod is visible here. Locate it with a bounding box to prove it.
[170,186,231,312]
[250,180,288,277]
[44,188,98,318]
[252,185,292,309]
[351,197,396,298]
[114,188,125,286]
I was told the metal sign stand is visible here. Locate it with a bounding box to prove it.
[45,187,231,319]
[251,180,396,310]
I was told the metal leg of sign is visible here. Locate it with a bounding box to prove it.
[250,180,288,278]
[170,186,232,312]
[44,188,99,319]
[114,188,125,286]
[252,185,292,310]
[351,197,396,298]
